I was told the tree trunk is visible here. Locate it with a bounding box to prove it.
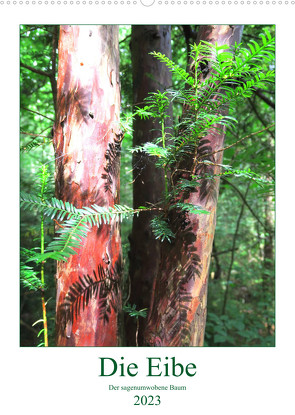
[53,25,122,346]
[126,25,172,346]
[144,25,244,347]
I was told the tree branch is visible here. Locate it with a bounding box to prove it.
[50,25,58,113]
[20,126,52,139]
[20,25,55,37]
[120,33,131,44]
[248,98,275,139]
[199,123,275,161]
[21,107,55,122]
[20,61,51,78]
[212,247,239,257]
[21,26,58,114]
[221,177,274,235]
[254,88,275,109]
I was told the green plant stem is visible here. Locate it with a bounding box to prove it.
[40,214,48,346]
[40,166,49,347]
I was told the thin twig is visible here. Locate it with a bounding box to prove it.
[20,26,39,36]
[254,88,275,109]
[212,247,239,257]
[20,127,52,139]
[221,177,273,235]
[50,25,58,113]
[198,123,275,160]
[21,107,55,122]
[20,61,51,78]
[20,25,55,36]
[119,33,131,44]
[248,98,275,139]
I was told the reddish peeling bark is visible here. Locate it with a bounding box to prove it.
[144,25,244,347]
[126,25,172,346]
[53,25,122,346]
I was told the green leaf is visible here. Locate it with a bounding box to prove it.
[21,193,139,262]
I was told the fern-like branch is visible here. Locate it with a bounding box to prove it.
[20,193,162,261]
[170,202,210,216]
[20,264,43,291]
[150,216,176,243]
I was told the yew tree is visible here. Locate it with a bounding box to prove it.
[20,25,275,347]
[53,25,122,346]
[143,25,274,346]
[126,25,172,346]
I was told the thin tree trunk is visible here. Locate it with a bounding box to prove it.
[53,25,122,346]
[126,25,172,346]
[144,25,244,347]
[50,25,58,114]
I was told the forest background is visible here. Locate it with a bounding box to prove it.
[20,24,275,347]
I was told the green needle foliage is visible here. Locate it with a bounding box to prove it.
[123,303,148,319]
[20,25,275,347]
[132,29,274,241]
[20,29,275,264]
[20,248,44,291]
[20,165,53,346]
[150,216,176,243]
[20,192,150,261]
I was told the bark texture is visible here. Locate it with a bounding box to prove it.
[126,25,172,346]
[144,25,244,347]
[53,25,122,346]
